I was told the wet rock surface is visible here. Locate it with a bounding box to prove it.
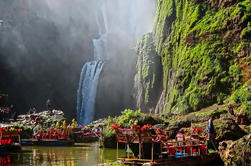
[219,134,251,166]
[16,110,65,126]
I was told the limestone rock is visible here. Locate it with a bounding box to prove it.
[219,134,251,166]
[134,33,162,113]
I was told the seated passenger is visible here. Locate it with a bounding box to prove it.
[176,129,185,146]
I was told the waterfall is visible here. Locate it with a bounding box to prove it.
[76,0,108,126]
[76,61,104,126]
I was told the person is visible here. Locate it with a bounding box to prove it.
[32,107,37,114]
[149,108,153,114]
[175,129,185,146]
[27,107,32,114]
[206,116,217,150]
[46,99,52,114]
[10,105,18,121]
[0,108,4,122]
[4,107,10,123]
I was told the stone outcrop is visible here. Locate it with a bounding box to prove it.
[219,134,251,166]
[134,0,251,116]
[134,33,162,112]
[17,110,65,126]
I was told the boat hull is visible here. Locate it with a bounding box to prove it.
[118,153,223,166]
[0,144,21,153]
[21,139,74,146]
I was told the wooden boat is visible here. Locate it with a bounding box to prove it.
[0,143,21,153]
[73,128,100,143]
[115,128,223,165]
[21,138,74,146]
[0,128,21,153]
[117,152,222,166]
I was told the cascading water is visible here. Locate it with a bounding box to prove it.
[76,61,104,126]
[76,0,108,126]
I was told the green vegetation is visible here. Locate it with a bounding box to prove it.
[149,0,251,114]
[101,109,162,148]
[230,83,251,119]
[167,107,228,127]
[134,33,162,110]
[104,109,162,129]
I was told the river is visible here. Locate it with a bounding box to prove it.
[0,143,124,166]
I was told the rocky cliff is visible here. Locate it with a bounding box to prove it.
[134,0,251,117]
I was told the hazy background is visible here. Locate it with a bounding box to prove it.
[0,0,156,120]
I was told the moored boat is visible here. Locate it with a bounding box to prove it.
[114,125,223,165]
[73,128,100,143]
[21,138,74,146]
[0,128,21,153]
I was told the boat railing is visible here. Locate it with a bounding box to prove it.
[0,130,21,145]
[115,128,209,162]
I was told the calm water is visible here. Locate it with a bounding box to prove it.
[0,143,125,166]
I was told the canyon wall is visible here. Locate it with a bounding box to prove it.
[135,0,250,116]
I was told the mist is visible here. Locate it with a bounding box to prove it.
[0,0,156,120]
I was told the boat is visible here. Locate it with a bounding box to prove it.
[72,128,100,143]
[0,128,21,153]
[21,138,74,146]
[114,125,223,165]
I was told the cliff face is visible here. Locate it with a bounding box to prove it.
[134,33,162,113]
[135,0,251,115]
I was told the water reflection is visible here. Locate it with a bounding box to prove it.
[1,143,124,166]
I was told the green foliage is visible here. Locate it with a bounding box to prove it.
[101,109,162,148]
[102,128,117,148]
[230,84,251,104]
[168,107,228,127]
[208,149,218,153]
[117,109,144,127]
[229,64,242,89]
[240,26,251,39]
[230,84,251,119]
[135,33,161,109]
[214,115,247,141]
[152,0,250,114]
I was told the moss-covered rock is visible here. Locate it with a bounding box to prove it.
[219,134,251,166]
[134,33,162,112]
[189,114,247,142]
[228,83,251,125]
[137,0,251,115]
[166,105,228,127]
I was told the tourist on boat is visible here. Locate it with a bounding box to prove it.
[175,129,185,146]
[4,108,10,123]
[10,105,18,121]
[0,108,4,122]
[46,99,52,114]
[32,107,37,114]
[206,116,217,150]
[149,108,153,114]
[27,107,33,114]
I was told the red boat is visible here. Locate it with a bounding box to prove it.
[0,128,21,152]
[114,125,222,165]
[73,128,100,143]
